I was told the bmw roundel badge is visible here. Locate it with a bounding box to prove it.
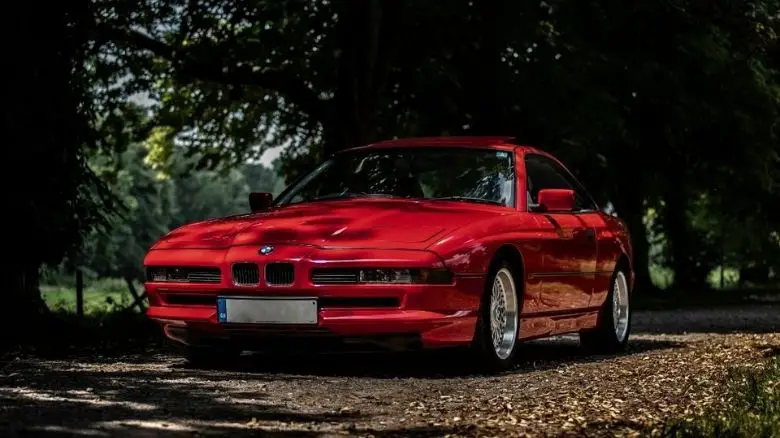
[259,245,274,255]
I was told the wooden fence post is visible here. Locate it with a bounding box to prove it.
[76,268,84,317]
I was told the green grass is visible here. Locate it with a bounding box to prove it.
[658,355,780,437]
[649,264,743,290]
[41,277,144,315]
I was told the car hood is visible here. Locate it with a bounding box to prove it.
[151,199,510,251]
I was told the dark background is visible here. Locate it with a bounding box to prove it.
[3,0,779,343]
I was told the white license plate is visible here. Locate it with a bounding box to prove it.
[216,297,318,324]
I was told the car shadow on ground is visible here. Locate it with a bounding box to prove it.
[0,358,464,438]
[5,304,777,437]
[176,336,683,379]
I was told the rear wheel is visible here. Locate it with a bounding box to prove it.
[472,261,521,371]
[580,266,631,353]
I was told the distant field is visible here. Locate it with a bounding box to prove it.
[41,277,144,315]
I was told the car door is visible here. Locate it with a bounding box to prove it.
[524,153,598,312]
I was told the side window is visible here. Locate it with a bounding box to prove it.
[524,154,595,211]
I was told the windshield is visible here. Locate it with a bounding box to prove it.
[274,147,515,207]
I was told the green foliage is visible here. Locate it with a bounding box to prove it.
[69,139,279,283]
[41,279,137,316]
[143,125,177,177]
[89,1,780,290]
[6,0,753,300]
[659,356,780,437]
[9,2,112,267]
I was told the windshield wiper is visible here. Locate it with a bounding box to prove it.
[430,196,506,206]
[308,192,362,202]
[308,192,405,202]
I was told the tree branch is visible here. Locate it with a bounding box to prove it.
[100,26,328,123]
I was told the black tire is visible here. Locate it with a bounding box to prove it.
[471,260,522,372]
[181,344,243,368]
[580,265,632,353]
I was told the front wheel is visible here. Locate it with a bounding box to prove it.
[580,267,631,353]
[471,262,521,371]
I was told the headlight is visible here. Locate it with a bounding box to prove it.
[357,268,453,284]
[148,267,168,282]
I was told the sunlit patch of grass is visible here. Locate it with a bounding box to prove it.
[41,277,143,315]
[658,356,780,437]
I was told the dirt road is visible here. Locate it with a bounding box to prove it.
[2,305,779,437]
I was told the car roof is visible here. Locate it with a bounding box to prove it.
[341,136,540,153]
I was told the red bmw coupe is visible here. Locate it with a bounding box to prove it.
[143,136,633,371]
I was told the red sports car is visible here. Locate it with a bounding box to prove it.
[143,136,633,371]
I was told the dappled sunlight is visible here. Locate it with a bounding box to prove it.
[4,303,780,436]
[0,358,365,437]
[0,387,157,411]
[23,425,109,436]
[3,321,774,437]
[95,419,199,432]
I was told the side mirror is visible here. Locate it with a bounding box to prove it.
[537,188,576,212]
[249,192,273,213]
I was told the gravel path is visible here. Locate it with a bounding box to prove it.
[2,304,779,437]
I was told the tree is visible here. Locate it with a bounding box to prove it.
[4,0,113,335]
[80,141,279,293]
[88,0,779,296]
[93,0,413,177]
[538,0,780,291]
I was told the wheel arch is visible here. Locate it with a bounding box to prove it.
[488,244,526,296]
[615,251,633,292]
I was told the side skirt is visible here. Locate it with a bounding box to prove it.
[518,308,600,341]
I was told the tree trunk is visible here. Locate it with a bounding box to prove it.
[323,0,405,155]
[1,266,49,345]
[322,1,379,156]
[2,0,95,347]
[659,167,714,291]
[738,265,770,287]
[461,3,514,135]
[608,138,657,294]
[610,186,655,294]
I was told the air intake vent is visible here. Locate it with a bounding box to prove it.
[232,263,260,286]
[319,297,399,308]
[311,268,358,284]
[266,263,294,285]
[161,293,217,306]
[146,267,221,283]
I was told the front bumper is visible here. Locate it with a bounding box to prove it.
[143,246,485,349]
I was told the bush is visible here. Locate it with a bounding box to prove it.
[41,276,143,315]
